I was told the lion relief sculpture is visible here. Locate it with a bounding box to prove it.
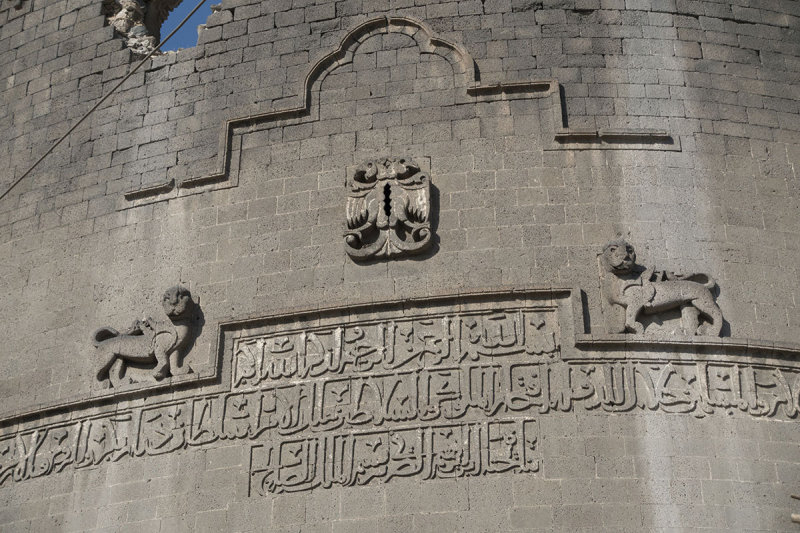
[93,286,197,388]
[599,239,723,336]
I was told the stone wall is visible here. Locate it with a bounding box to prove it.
[0,0,799,530]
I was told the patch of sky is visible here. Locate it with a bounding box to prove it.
[160,0,213,51]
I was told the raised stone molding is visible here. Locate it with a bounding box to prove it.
[547,128,681,151]
[122,179,174,201]
[575,333,800,360]
[0,14,681,205]
[121,15,678,208]
[123,15,476,205]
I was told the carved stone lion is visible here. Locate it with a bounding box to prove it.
[93,286,196,388]
[599,239,723,336]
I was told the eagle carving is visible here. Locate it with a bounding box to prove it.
[344,157,432,260]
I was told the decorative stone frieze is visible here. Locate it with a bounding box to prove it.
[599,239,723,336]
[93,285,197,388]
[3,288,800,494]
[344,157,433,260]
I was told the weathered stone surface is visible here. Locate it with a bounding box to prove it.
[0,0,799,530]
[105,0,157,55]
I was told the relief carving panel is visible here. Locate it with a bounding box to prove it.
[4,292,800,492]
[232,309,558,389]
[599,239,724,336]
[2,358,799,489]
[344,157,432,260]
[92,285,199,389]
[249,418,539,495]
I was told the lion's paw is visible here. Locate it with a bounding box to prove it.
[626,322,645,334]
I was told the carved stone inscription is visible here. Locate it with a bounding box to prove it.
[233,307,554,492]
[249,419,539,495]
[233,310,559,389]
[2,359,800,489]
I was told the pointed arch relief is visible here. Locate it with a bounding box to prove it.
[123,16,559,205]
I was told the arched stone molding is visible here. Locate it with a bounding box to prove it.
[122,14,677,206]
[123,16,555,204]
[301,16,477,103]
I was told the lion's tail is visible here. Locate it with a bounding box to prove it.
[92,327,119,347]
[682,273,717,291]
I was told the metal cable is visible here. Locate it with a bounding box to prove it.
[0,0,210,202]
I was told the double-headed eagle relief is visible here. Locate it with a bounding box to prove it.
[345,157,432,260]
